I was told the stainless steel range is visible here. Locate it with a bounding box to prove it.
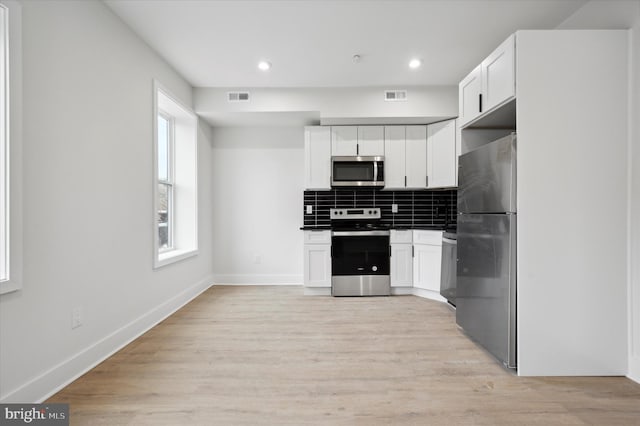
[330,208,390,296]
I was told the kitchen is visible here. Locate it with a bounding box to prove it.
[0,0,639,423]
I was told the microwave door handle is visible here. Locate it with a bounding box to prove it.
[374,161,378,183]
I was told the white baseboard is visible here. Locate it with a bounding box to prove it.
[303,287,331,296]
[0,275,214,403]
[629,355,640,384]
[412,287,447,303]
[390,287,413,295]
[213,274,303,285]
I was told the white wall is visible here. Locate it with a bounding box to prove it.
[194,86,458,127]
[557,0,640,384]
[0,0,214,402]
[558,0,639,29]
[211,126,304,284]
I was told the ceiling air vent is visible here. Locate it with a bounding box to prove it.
[384,90,408,102]
[227,92,250,102]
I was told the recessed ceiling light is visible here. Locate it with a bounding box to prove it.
[409,59,422,69]
[258,61,271,71]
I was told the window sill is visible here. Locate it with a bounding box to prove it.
[0,279,21,295]
[155,248,198,269]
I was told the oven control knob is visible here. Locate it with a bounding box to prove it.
[372,266,378,272]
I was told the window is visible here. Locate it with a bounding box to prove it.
[157,113,173,251]
[0,0,20,294]
[0,3,8,283]
[153,82,198,268]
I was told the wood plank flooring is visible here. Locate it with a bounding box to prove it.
[48,286,640,425]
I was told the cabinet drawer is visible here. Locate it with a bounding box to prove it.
[413,230,443,246]
[304,230,332,244]
[390,230,413,244]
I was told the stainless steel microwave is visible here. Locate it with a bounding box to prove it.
[331,156,384,187]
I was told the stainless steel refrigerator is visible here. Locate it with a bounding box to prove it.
[456,133,517,369]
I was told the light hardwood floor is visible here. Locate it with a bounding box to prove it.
[48,286,640,425]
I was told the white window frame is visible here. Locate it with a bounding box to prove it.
[153,80,198,268]
[0,3,8,284]
[0,0,21,295]
[157,111,174,253]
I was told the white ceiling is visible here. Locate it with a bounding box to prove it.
[104,0,587,88]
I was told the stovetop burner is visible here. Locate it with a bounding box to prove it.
[330,208,388,231]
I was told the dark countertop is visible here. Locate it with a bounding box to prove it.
[301,225,456,232]
[391,225,446,231]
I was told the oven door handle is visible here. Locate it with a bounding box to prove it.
[331,231,391,237]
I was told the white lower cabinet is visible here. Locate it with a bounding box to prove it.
[390,230,413,287]
[303,231,331,290]
[412,230,443,293]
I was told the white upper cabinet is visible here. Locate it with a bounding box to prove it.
[384,126,407,189]
[459,34,515,128]
[427,119,457,189]
[331,126,384,156]
[481,34,516,113]
[405,126,428,189]
[331,126,358,156]
[304,126,331,190]
[459,64,483,127]
[384,125,427,190]
[357,126,385,156]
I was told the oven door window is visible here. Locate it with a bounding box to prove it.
[333,161,375,182]
[332,235,390,275]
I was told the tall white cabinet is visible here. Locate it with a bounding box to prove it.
[304,126,331,190]
[427,120,457,189]
[459,30,628,376]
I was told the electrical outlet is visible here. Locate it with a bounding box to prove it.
[306,205,313,214]
[72,307,83,329]
[392,204,398,213]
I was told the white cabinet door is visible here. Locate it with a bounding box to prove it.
[383,126,406,189]
[459,64,483,126]
[405,125,428,189]
[304,126,331,190]
[331,126,358,156]
[391,244,413,287]
[481,34,515,113]
[427,119,457,189]
[413,244,442,292]
[358,126,385,156]
[303,244,331,288]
